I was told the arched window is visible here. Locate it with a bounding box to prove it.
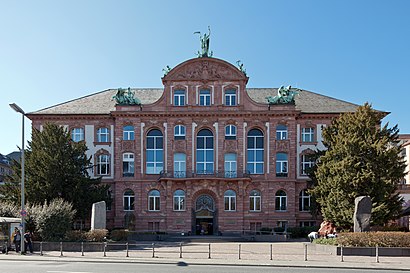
[299,190,311,211]
[97,154,110,175]
[276,153,288,177]
[224,153,237,178]
[196,129,214,174]
[173,190,185,211]
[275,190,287,211]
[276,124,288,140]
[174,153,186,178]
[250,190,261,211]
[247,129,264,174]
[148,190,160,211]
[123,153,134,177]
[71,128,84,142]
[123,125,135,140]
[301,154,315,175]
[97,127,110,142]
[123,190,134,211]
[224,190,236,211]
[225,125,236,140]
[174,125,186,140]
[146,129,163,174]
[225,89,237,106]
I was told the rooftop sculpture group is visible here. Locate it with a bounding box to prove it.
[112,88,141,105]
[194,26,213,58]
[266,85,298,105]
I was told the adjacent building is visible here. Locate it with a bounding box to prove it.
[27,56,363,234]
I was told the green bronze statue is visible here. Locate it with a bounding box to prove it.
[266,85,298,105]
[194,26,213,58]
[112,87,141,105]
[162,65,171,76]
[236,60,247,76]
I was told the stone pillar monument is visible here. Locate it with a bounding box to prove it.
[91,201,106,230]
[353,196,372,232]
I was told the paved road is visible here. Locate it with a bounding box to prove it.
[0,260,404,273]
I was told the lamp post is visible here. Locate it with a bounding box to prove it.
[9,103,26,254]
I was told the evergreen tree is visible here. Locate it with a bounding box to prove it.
[1,123,110,222]
[308,103,405,228]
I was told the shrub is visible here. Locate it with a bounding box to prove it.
[110,229,130,241]
[314,237,338,245]
[337,232,410,247]
[85,229,108,242]
[64,230,86,242]
[0,201,19,217]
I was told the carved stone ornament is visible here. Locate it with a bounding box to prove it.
[173,140,187,151]
[276,140,290,152]
[121,140,135,151]
[224,140,238,151]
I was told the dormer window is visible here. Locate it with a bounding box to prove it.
[174,90,186,106]
[199,89,211,106]
[225,89,237,106]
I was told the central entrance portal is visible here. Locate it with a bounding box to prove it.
[193,194,217,235]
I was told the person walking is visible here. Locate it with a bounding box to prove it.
[13,228,21,253]
[24,231,33,254]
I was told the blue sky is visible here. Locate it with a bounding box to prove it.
[1,0,409,154]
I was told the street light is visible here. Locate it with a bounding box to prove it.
[9,103,26,254]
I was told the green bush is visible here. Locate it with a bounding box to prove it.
[110,229,130,241]
[314,237,338,245]
[337,232,410,247]
[64,230,86,242]
[85,229,108,242]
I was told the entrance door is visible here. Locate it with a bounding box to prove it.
[196,218,213,235]
[194,194,216,235]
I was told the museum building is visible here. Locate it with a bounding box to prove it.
[27,56,360,234]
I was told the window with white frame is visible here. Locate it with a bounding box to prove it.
[146,129,163,174]
[122,153,134,177]
[123,125,134,140]
[224,89,237,106]
[71,128,84,142]
[97,154,110,175]
[276,124,288,140]
[247,129,264,174]
[224,190,236,211]
[301,154,315,175]
[174,153,186,178]
[249,190,261,211]
[123,189,134,211]
[97,127,110,142]
[225,125,236,140]
[174,125,186,140]
[174,90,186,106]
[199,89,211,106]
[148,190,160,211]
[173,189,185,211]
[299,189,311,211]
[224,153,237,178]
[275,190,287,211]
[301,127,314,142]
[196,129,214,174]
[276,153,288,177]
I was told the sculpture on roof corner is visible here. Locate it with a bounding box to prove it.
[112,87,141,105]
[194,26,213,58]
[162,65,172,76]
[266,85,299,105]
[236,60,247,76]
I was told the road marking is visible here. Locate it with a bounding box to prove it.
[47,271,92,273]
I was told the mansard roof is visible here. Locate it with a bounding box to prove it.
[29,88,359,115]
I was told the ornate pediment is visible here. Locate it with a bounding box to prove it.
[164,58,247,82]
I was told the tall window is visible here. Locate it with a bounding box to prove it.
[174,153,186,178]
[123,153,134,177]
[97,127,110,142]
[123,125,134,140]
[174,125,186,140]
[275,190,287,211]
[302,127,314,142]
[299,190,311,211]
[301,154,315,175]
[97,154,110,175]
[123,190,134,211]
[174,90,186,106]
[276,153,288,177]
[148,190,160,211]
[247,129,264,174]
[225,89,237,106]
[224,190,236,211]
[199,89,211,106]
[146,129,163,174]
[276,125,288,140]
[250,190,261,211]
[225,125,236,140]
[173,190,185,211]
[71,128,84,142]
[224,153,237,178]
[196,129,214,174]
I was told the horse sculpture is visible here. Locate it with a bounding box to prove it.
[112,87,141,105]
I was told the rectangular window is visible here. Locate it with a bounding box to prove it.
[224,153,237,178]
[199,89,211,106]
[71,128,84,142]
[148,222,160,232]
[97,154,110,175]
[123,153,135,177]
[225,89,237,106]
[174,153,186,178]
[276,153,288,177]
[250,222,262,233]
[301,154,315,175]
[174,90,186,106]
[97,128,110,142]
[302,128,314,142]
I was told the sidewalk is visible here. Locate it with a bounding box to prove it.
[1,242,409,271]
